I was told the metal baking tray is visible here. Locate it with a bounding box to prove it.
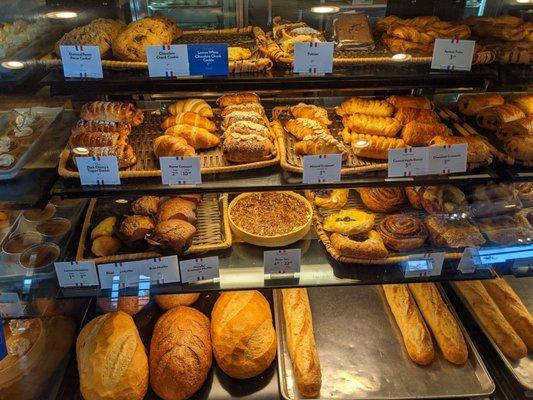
[453,276,533,390]
[274,285,495,399]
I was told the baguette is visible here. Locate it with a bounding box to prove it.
[281,288,321,398]
[482,277,533,351]
[408,283,468,364]
[382,284,435,365]
[455,280,527,360]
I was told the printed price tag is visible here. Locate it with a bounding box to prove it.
[403,252,444,278]
[179,256,220,284]
[0,293,23,317]
[427,144,467,174]
[98,262,137,289]
[458,247,480,274]
[293,42,334,74]
[302,154,342,184]
[135,256,181,285]
[0,320,7,361]
[54,261,99,287]
[146,44,189,77]
[77,156,120,185]
[431,39,475,71]
[388,147,429,177]
[264,249,301,275]
[188,43,228,76]
[59,45,103,78]
[160,156,202,185]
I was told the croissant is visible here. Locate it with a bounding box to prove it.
[429,135,493,165]
[217,92,260,108]
[153,135,196,157]
[294,133,347,160]
[387,95,431,110]
[289,103,332,126]
[394,107,439,125]
[476,104,526,130]
[510,94,533,115]
[220,103,266,118]
[349,132,407,160]
[80,101,144,126]
[496,117,533,139]
[342,113,402,137]
[164,124,220,149]
[401,121,451,146]
[387,24,434,44]
[168,99,213,118]
[457,94,505,116]
[285,118,329,140]
[336,97,394,117]
[502,134,533,162]
[160,111,216,132]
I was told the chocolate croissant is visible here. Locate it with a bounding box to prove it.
[80,101,144,126]
[401,121,451,146]
[476,104,526,130]
[496,116,533,139]
[336,97,394,117]
[394,107,439,125]
[429,135,493,165]
[343,114,402,137]
[387,96,431,110]
[457,94,505,116]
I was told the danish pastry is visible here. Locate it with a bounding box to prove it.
[335,97,394,117]
[420,185,468,215]
[476,104,526,130]
[330,231,388,258]
[222,111,267,130]
[290,103,331,126]
[357,187,405,213]
[425,216,486,248]
[405,186,424,209]
[378,214,428,251]
[221,103,265,118]
[401,121,451,146]
[222,132,275,163]
[323,209,374,236]
[305,189,349,209]
[381,34,434,56]
[477,214,532,245]
[457,94,505,116]
[342,114,402,137]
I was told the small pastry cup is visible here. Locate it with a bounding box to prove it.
[36,217,72,243]
[19,243,61,273]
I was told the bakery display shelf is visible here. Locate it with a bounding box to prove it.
[274,285,494,400]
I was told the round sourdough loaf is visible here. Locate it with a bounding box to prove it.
[76,311,148,400]
[211,290,277,379]
[155,293,200,310]
[150,306,212,400]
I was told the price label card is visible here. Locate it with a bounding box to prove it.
[403,252,445,278]
[188,43,228,76]
[179,256,220,284]
[0,293,23,317]
[264,249,301,275]
[293,42,334,74]
[302,154,342,184]
[388,147,429,178]
[77,156,120,185]
[59,45,103,78]
[428,144,467,175]
[146,44,189,77]
[54,261,99,287]
[431,39,475,71]
[458,247,480,274]
[0,320,7,361]
[160,156,202,185]
[513,257,533,274]
[98,262,138,289]
[135,256,181,285]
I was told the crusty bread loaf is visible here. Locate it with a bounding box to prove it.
[455,280,527,360]
[408,283,468,364]
[76,311,149,400]
[482,277,533,351]
[211,291,276,378]
[150,306,212,400]
[382,284,435,365]
[155,293,200,310]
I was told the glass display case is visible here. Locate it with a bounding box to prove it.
[0,0,531,399]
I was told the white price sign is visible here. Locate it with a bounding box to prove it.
[264,249,301,275]
[0,293,23,317]
[431,39,475,71]
[76,156,120,185]
[179,256,220,284]
[458,247,480,274]
[160,156,202,185]
[388,147,428,178]
[134,256,181,285]
[403,252,444,278]
[302,154,342,184]
[294,42,334,74]
[98,262,138,289]
[146,44,189,78]
[54,261,99,287]
[59,45,103,78]
[428,144,467,175]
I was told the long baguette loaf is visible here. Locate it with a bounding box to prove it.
[408,283,468,364]
[455,280,527,360]
[281,288,321,398]
[482,277,533,351]
[382,284,435,365]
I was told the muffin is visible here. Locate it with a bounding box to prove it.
[156,197,197,224]
[119,215,155,243]
[152,219,196,252]
[131,196,160,216]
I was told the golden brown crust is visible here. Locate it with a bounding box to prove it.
[405,186,423,209]
[510,94,533,115]
[336,97,394,117]
[294,133,347,159]
[348,132,407,160]
[151,219,196,253]
[155,293,200,310]
[153,135,196,157]
[394,107,439,125]
[381,34,433,55]
[330,231,388,258]
[165,124,220,149]
[222,132,275,163]
[378,214,428,251]
[305,189,349,209]
[222,111,268,130]
[131,196,160,216]
[457,94,505,116]
[156,197,196,224]
[323,209,375,236]
[218,92,260,108]
[425,216,485,248]
[420,185,468,214]
[357,187,405,213]
[429,135,493,165]
[160,112,216,132]
[496,116,533,139]
[502,134,533,162]
[476,104,526,130]
[289,103,331,126]
[285,118,329,140]
[342,113,402,137]
[119,215,154,243]
[168,99,213,118]
[221,103,265,118]
[91,235,121,257]
[401,121,450,146]
[80,101,144,126]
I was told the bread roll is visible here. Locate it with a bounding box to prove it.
[76,311,149,400]
[155,293,200,310]
[211,291,276,378]
[150,306,212,400]
[455,281,527,360]
[382,284,434,365]
[408,283,468,364]
[281,288,321,397]
[482,277,533,350]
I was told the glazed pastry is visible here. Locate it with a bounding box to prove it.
[294,133,347,159]
[387,96,431,110]
[222,111,267,130]
[496,117,533,139]
[80,101,144,126]
[151,219,196,252]
[394,107,439,125]
[91,235,121,257]
[378,214,428,251]
[168,99,213,118]
[510,94,533,115]
[425,216,485,248]
[91,216,117,240]
[222,132,275,163]
[429,136,493,165]
[386,25,434,45]
[401,121,451,146]
[477,214,532,245]
[405,186,423,210]
[153,135,196,157]
[322,209,374,235]
[131,196,160,216]
[157,197,196,224]
[165,124,220,149]
[420,185,468,215]
[305,189,349,209]
[227,46,252,61]
[289,103,332,126]
[514,182,533,205]
[357,187,405,213]
[347,132,407,160]
[160,112,216,132]
[285,118,329,140]
[335,97,395,117]
[476,104,526,130]
[119,215,155,243]
[220,103,265,118]
[457,94,505,116]
[330,231,388,259]
[342,114,402,137]
[217,92,260,108]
